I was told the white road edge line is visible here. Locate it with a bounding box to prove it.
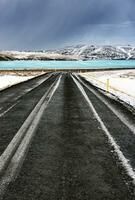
[74,74,135,135]
[0,74,52,118]
[71,74,135,185]
[0,75,61,199]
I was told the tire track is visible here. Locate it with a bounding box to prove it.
[0,75,61,199]
[0,73,53,118]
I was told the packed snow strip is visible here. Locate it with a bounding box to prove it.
[0,75,34,91]
[80,70,135,108]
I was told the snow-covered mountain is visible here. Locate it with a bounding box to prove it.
[1,44,135,60]
[52,44,135,60]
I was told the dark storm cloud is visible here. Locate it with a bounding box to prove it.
[0,0,135,50]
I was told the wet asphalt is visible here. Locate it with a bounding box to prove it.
[1,73,135,200]
[0,73,58,154]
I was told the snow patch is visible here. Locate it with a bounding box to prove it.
[80,70,135,108]
[0,75,34,91]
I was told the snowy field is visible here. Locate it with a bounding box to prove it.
[0,75,34,91]
[80,69,135,109]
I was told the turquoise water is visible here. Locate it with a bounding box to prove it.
[0,60,135,70]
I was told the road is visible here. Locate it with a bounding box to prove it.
[0,72,135,200]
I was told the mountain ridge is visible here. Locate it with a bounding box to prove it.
[0,45,135,60]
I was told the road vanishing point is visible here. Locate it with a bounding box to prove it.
[0,72,135,200]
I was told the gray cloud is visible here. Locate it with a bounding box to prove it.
[0,0,135,50]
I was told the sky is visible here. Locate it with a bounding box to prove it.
[0,0,135,50]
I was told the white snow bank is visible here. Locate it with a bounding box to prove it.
[0,75,34,91]
[80,70,135,108]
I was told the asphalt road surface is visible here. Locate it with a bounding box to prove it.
[0,72,135,200]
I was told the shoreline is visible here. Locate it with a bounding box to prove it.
[0,67,135,73]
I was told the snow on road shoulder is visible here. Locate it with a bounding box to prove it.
[80,69,135,109]
[0,75,34,91]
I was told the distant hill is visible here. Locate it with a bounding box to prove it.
[0,51,79,61]
[1,45,135,60]
[0,54,14,61]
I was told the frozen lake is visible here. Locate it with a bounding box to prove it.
[0,60,135,70]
